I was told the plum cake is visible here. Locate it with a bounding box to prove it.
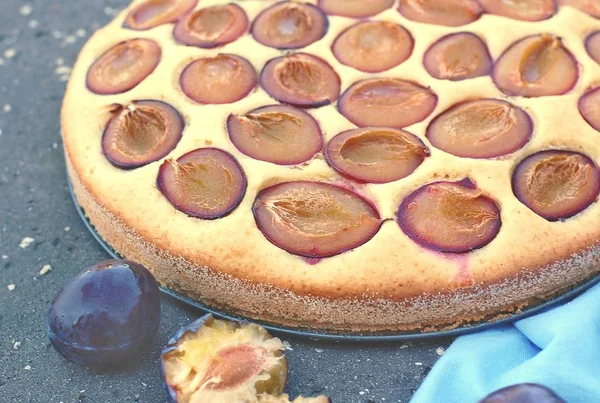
[62,0,600,333]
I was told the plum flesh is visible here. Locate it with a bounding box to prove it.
[585,30,600,64]
[398,0,483,27]
[86,39,161,95]
[398,179,501,253]
[227,105,323,165]
[512,150,600,221]
[480,0,556,21]
[124,0,198,31]
[558,0,600,18]
[157,148,247,219]
[579,86,600,131]
[46,259,160,369]
[317,0,395,17]
[253,181,382,258]
[173,4,248,48]
[479,383,566,403]
[326,127,429,184]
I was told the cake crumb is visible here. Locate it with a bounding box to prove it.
[2,255,8,260]
[399,344,409,349]
[28,20,38,29]
[4,104,12,113]
[13,341,21,350]
[64,226,71,232]
[415,362,423,366]
[7,284,15,291]
[436,347,445,356]
[39,264,52,276]
[76,29,86,38]
[19,237,34,249]
[4,49,16,59]
[314,348,324,353]
[63,35,77,45]
[282,340,293,351]
[55,58,64,66]
[24,365,31,370]
[55,66,72,75]
[19,5,32,16]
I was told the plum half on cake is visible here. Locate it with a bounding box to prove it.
[62,0,600,332]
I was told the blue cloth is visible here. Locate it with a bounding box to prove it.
[411,282,600,403]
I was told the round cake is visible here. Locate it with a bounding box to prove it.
[62,0,600,333]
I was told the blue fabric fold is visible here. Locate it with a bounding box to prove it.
[411,283,600,403]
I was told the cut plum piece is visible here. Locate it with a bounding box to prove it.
[558,0,600,18]
[585,31,600,64]
[398,179,501,253]
[124,0,198,31]
[261,53,341,108]
[173,4,248,48]
[102,100,184,169]
[253,181,382,258]
[157,148,247,219]
[423,32,493,81]
[326,128,429,183]
[180,54,256,104]
[227,105,323,165]
[398,0,483,27]
[480,0,556,21]
[480,383,566,403]
[426,99,533,159]
[512,150,600,221]
[338,78,438,128]
[579,86,600,131]
[161,314,287,403]
[332,21,414,73]
[493,34,578,97]
[317,0,395,17]
[251,2,327,49]
[86,39,161,95]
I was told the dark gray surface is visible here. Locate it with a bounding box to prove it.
[0,1,450,402]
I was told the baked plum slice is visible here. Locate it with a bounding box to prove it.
[423,32,493,81]
[585,30,600,64]
[398,179,501,253]
[86,39,160,95]
[338,78,438,128]
[261,53,340,108]
[227,105,323,165]
[480,0,556,21]
[180,54,256,104]
[326,128,429,184]
[157,148,247,219]
[512,150,600,221]
[173,4,248,48]
[124,0,198,31]
[332,21,414,73]
[579,86,600,131]
[317,0,395,17]
[426,99,533,159]
[253,181,382,258]
[479,383,566,403]
[398,0,483,27]
[493,34,578,97]
[102,100,184,169]
[558,0,600,18]
[251,2,327,49]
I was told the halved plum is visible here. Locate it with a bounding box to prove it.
[397,179,501,253]
[173,4,248,48]
[579,86,600,131]
[157,148,247,219]
[124,0,198,31]
[585,30,600,64]
[332,21,414,73]
[338,78,438,128]
[102,100,184,169]
[261,53,341,108]
[86,39,161,95]
[512,150,600,221]
[423,32,493,81]
[253,181,382,258]
[426,99,533,159]
[326,128,429,183]
[227,105,323,165]
[251,2,327,49]
[180,54,256,104]
[397,0,483,27]
[480,0,556,21]
[558,0,600,18]
[479,383,566,403]
[492,34,579,97]
[317,0,395,17]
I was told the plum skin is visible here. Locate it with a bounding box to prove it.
[479,383,566,403]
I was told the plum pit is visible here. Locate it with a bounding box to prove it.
[480,0,556,21]
[398,0,483,26]
[558,0,600,18]
[124,0,198,31]
[318,0,395,17]
[174,4,248,48]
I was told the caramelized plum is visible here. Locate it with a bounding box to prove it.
[318,0,395,17]
[512,150,600,221]
[102,100,184,169]
[479,383,566,403]
[332,21,414,73]
[253,181,382,257]
[124,0,198,30]
[579,86,600,131]
[426,99,533,158]
[480,0,556,21]
[338,78,438,128]
[398,179,501,253]
[86,39,161,95]
[423,33,493,81]
[558,0,600,18]
[585,30,600,64]
[227,105,323,165]
[251,2,327,49]
[157,148,247,219]
[173,4,248,48]
[398,0,483,26]
[326,128,429,183]
[261,53,341,108]
[180,54,256,104]
[493,34,578,97]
